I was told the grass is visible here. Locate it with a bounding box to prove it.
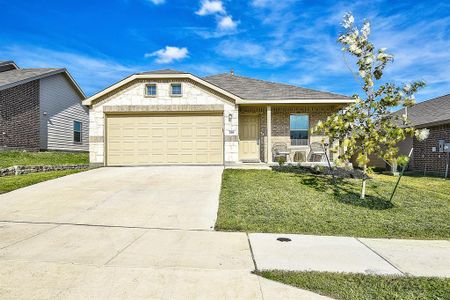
[0,151,89,168]
[0,169,87,194]
[258,271,450,300]
[216,169,450,239]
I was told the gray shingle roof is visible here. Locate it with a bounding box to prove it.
[0,68,63,90]
[394,94,450,127]
[138,69,188,75]
[203,73,351,100]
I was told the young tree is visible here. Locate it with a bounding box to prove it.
[313,13,428,199]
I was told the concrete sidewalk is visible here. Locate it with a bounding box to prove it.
[0,222,330,300]
[249,233,450,277]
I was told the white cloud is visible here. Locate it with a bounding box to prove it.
[195,0,238,36]
[196,0,224,16]
[145,46,189,64]
[147,0,165,4]
[218,15,237,31]
[216,39,289,67]
[251,0,275,7]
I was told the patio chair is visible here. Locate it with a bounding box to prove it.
[308,142,327,162]
[272,142,291,163]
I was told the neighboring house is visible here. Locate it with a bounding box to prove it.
[83,69,354,166]
[396,94,450,176]
[0,60,88,152]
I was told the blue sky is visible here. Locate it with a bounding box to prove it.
[1,0,449,101]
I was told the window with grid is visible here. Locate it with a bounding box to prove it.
[145,84,157,96]
[290,114,309,146]
[73,121,82,143]
[170,83,182,96]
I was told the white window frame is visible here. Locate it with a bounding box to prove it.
[170,83,183,97]
[290,114,309,146]
[144,83,157,97]
[73,121,82,143]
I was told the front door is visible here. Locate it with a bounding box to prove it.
[239,115,260,161]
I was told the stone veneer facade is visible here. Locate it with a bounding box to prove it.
[88,78,345,165]
[89,79,238,164]
[0,80,40,150]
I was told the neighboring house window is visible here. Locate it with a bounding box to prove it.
[290,114,309,146]
[74,121,82,143]
[170,83,182,96]
[145,84,157,96]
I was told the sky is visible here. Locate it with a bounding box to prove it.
[1,0,449,101]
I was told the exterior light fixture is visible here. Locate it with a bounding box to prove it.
[228,113,233,122]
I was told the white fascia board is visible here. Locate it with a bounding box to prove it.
[82,73,241,106]
[236,98,356,104]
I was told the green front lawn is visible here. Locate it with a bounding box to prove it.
[0,151,88,169]
[216,169,450,239]
[258,271,450,300]
[0,169,87,194]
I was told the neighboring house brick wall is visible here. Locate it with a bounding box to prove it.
[89,79,238,164]
[412,123,450,176]
[39,74,89,151]
[0,80,40,150]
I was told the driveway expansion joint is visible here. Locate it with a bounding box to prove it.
[0,223,61,250]
[0,220,216,232]
[103,229,149,266]
[246,232,258,271]
[356,237,406,276]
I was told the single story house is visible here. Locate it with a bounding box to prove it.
[397,94,450,176]
[0,60,89,152]
[82,70,354,166]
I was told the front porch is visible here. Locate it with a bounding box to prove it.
[236,104,342,164]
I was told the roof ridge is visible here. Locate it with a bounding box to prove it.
[412,93,450,106]
[205,72,350,98]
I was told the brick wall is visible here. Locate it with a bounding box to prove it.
[0,80,40,150]
[413,123,450,176]
[239,105,339,161]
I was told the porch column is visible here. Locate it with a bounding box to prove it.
[267,105,272,163]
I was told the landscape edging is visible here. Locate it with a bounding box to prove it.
[0,165,90,177]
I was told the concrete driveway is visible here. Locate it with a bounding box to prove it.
[0,167,327,299]
[0,166,223,230]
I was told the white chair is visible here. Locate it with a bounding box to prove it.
[308,142,327,162]
[272,142,291,163]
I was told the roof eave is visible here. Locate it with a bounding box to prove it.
[0,69,64,92]
[236,98,356,104]
[0,69,85,99]
[0,60,19,69]
[83,73,242,106]
[414,119,450,128]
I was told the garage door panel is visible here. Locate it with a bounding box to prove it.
[167,128,180,137]
[195,128,209,137]
[181,128,193,137]
[106,114,223,165]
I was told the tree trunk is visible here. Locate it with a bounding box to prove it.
[361,164,367,199]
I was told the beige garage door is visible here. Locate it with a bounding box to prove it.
[106,114,223,166]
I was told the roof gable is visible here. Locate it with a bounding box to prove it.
[0,60,19,72]
[138,69,188,75]
[0,68,85,99]
[83,70,354,106]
